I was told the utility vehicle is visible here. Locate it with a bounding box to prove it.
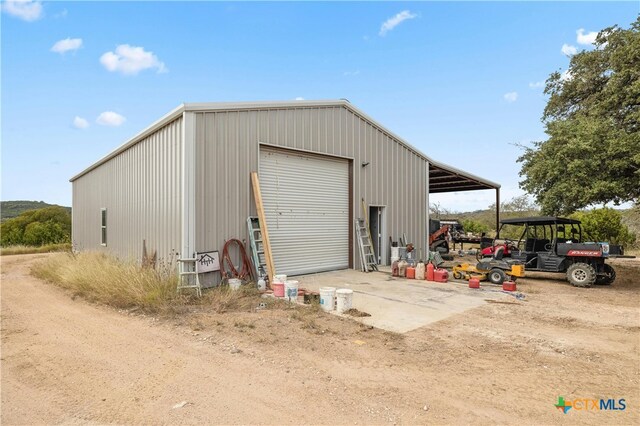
[482,216,629,287]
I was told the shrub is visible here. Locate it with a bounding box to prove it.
[461,219,489,235]
[570,207,636,246]
[1,206,71,247]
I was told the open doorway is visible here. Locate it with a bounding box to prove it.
[369,206,387,266]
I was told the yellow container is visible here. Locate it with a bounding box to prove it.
[510,264,525,277]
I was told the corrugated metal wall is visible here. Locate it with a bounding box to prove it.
[72,117,183,261]
[195,106,427,269]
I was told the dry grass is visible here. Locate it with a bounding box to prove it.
[1,243,71,256]
[30,251,291,316]
[202,285,275,314]
[32,251,183,313]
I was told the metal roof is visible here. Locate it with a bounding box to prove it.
[70,100,501,193]
[499,217,581,226]
[429,161,499,193]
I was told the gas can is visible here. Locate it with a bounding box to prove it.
[426,262,435,281]
[391,260,400,277]
[469,278,480,288]
[398,260,408,277]
[415,261,426,280]
[434,268,449,283]
[503,281,517,291]
[406,266,416,279]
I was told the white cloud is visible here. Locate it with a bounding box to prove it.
[379,10,417,36]
[561,43,577,56]
[503,92,518,103]
[529,81,544,89]
[343,70,360,76]
[577,28,598,45]
[294,97,305,100]
[96,111,126,127]
[53,9,67,19]
[99,44,167,75]
[73,116,89,129]
[51,38,82,54]
[1,0,43,22]
[561,69,573,82]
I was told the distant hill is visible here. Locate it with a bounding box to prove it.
[1,201,71,221]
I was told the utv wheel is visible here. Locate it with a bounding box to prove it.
[488,268,506,284]
[595,264,616,285]
[453,271,463,280]
[567,263,596,288]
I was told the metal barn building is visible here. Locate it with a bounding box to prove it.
[71,100,500,277]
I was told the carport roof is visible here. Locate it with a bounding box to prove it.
[428,161,500,193]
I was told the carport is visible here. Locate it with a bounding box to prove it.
[428,159,501,233]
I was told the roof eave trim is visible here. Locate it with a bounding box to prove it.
[69,103,186,182]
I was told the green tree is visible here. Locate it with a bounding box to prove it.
[571,208,636,246]
[0,206,71,246]
[518,18,640,214]
[461,219,489,235]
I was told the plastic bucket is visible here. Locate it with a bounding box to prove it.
[390,247,400,264]
[274,274,287,284]
[228,278,242,291]
[319,287,336,311]
[284,280,299,302]
[336,289,353,314]
[272,282,285,297]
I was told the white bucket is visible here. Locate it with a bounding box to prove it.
[390,247,400,263]
[284,280,299,302]
[257,277,266,291]
[273,274,287,284]
[336,289,353,314]
[228,278,242,291]
[319,287,336,311]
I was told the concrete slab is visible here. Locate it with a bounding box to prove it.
[296,268,509,333]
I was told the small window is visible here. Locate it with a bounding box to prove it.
[101,208,107,246]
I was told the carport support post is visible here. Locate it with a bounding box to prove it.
[425,162,430,262]
[495,188,500,236]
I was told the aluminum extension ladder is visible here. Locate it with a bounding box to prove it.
[247,216,268,280]
[177,256,202,297]
[356,218,378,272]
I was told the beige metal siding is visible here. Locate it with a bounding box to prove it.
[72,118,182,261]
[195,106,427,268]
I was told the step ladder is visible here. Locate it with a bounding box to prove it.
[356,218,378,272]
[177,256,202,297]
[247,216,268,281]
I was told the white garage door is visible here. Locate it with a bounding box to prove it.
[259,147,349,276]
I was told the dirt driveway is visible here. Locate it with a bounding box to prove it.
[2,254,639,424]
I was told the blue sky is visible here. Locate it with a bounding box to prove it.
[2,1,638,211]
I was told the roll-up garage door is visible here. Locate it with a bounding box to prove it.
[259,147,349,276]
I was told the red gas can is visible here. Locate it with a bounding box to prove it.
[469,278,480,289]
[434,268,449,283]
[406,267,416,279]
[426,262,435,281]
[391,260,399,277]
[503,281,517,291]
